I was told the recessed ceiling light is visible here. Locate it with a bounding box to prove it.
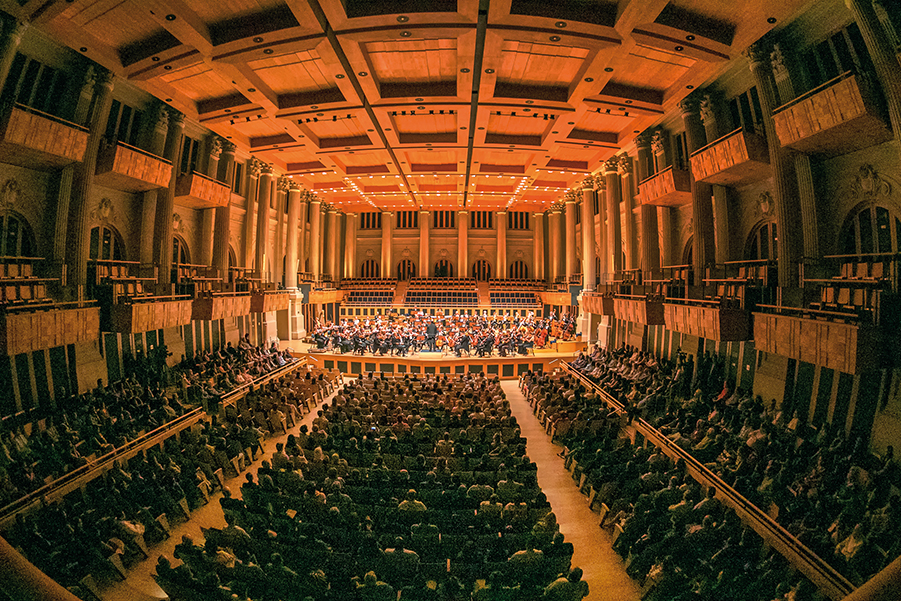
[253,37,263,43]
[224,109,231,113]
[550,35,561,42]
[625,100,632,104]
[317,113,324,116]
[485,68,495,74]
[460,127,467,130]
[478,127,485,130]
[675,46,684,51]
[460,68,470,73]
[397,15,409,22]
[358,71,367,76]
[551,131,558,134]
[164,65,172,70]
[400,31,412,37]
[79,47,87,52]
[568,122,574,125]
[584,77,593,82]
[152,56,160,62]
[165,14,176,20]
[523,108,531,112]
[226,136,232,139]
[263,49,274,54]
[555,21,566,28]
[336,74,345,79]
[248,88,256,92]
[767,17,777,23]
[604,67,614,72]
[165,98,172,102]
[686,85,694,89]
[686,35,695,41]
[417,106,425,109]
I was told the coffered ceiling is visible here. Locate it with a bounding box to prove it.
[9,0,811,212]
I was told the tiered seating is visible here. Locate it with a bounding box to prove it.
[645,265,691,300]
[340,278,397,289]
[489,291,541,307]
[174,263,222,297]
[343,289,395,305]
[89,259,157,302]
[488,278,544,290]
[405,277,478,307]
[228,266,262,292]
[0,258,56,307]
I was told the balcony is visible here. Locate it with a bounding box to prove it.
[753,311,883,374]
[772,72,891,156]
[613,295,665,325]
[106,298,194,334]
[0,305,99,355]
[637,166,692,207]
[192,293,251,321]
[663,302,750,341]
[0,104,88,170]
[175,171,231,209]
[250,290,291,313]
[689,127,770,186]
[580,292,615,316]
[95,141,172,192]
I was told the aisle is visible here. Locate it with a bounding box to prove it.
[502,381,641,601]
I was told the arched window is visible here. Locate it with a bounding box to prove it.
[228,246,237,271]
[361,259,380,278]
[397,259,416,281]
[840,205,901,255]
[509,260,529,279]
[89,225,124,260]
[682,237,693,266]
[172,235,190,265]
[435,259,454,278]
[0,213,35,257]
[472,259,491,281]
[746,221,778,260]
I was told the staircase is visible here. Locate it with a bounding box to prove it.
[393,280,409,306]
[477,281,491,306]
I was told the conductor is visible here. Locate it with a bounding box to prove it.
[426,320,438,351]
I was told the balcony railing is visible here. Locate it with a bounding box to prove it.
[95,140,172,192]
[0,302,99,355]
[174,170,232,209]
[637,165,692,206]
[689,126,770,186]
[0,103,88,169]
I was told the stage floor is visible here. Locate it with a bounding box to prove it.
[288,341,586,379]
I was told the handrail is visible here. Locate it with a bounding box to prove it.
[109,139,172,164]
[689,125,745,158]
[0,356,308,528]
[772,70,855,115]
[637,164,676,187]
[12,103,88,132]
[187,170,229,185]
[558,362,855,600]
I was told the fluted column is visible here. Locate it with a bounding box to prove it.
[748,40,801,287]
[242,159,263,269]
[497,211,507,279]
[345,213,357,278]
[254,163,273,279]
[580,181,596,291]
[635,133,660,277]
[274,178,289,284]
[199,136,222,267]
[66,69,115,290]
[680,95,716,286]
[457,210,468,277]
[138,103,169,267]
[618,154,638,270]
[419,210,430,277]
[284,182,302,288]
[309,199,322,279]
[595,179,608,281]
[651,129,674,267]
[603,158,623,275]
[381,211,393,278]
[699,92,733,264]
[547,206,562,283]
[213,141,236,278]
[847,0,901,166]
[297,192,308,276]
[564,200,577,278]
[326,208,339,280]
[0,18,27,96]
[533,212,545,281]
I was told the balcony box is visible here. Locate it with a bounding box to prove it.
[664,303,750,342]
[0,104,88,170]
[0,306,99,355]
[175,171,231,209]
[192,294,251,321]
[638,166,692,207]
[690,127,770,186]
[95,141,172,192]
[613,296,665,325]
[250,291,291,313]
[753,312,882,374]
[106,299,193,334]
[772,72,891,156]
[580,293,615,316]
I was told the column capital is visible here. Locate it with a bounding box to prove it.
[259,162,275,176]
[617,154,633,176]
[249,157,266,178]
[382,210,394,217]
[548,202,564,213]
[167,107,185,126]
[277,176,291,192]
[633,132,654,150]
[222,140,237,155]
[677,93,702,117]
[95,67,115,90]
[149,101,169,131]
[287,179,303,191]
[419,209,430,215]
[745,38,774,70]
[601,157,620,176]
[457,209,468,215]
[208,136,223,159]
[497,209,507,214]
[650,129,667,155]
[699,91,722,127]
[579,174,597,190]
[770,42,791,82]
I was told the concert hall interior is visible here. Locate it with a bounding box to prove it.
[1,0,901,600]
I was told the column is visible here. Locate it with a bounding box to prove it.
[618,154,638,270]
[309,199,322,279]
[326,208,339,280]
[651,129,674,267]
[700,92,733,265]
[0,535,82,601]
[564,199,577,278]
[345,213,357,279]
[274,178,289,284]
[254,163,273,279]
[556,204,567,279]
[497,211,507,279]
[285,182,302,289]
[297,191,309,276]
[532,212,545,281]
[635,133,660,277]
[595,178,607,281]
[457,210,468,277]
[242,159,263,269]
[66,69,115,291]
[0,19,27,95]
[603,158,623,275]
[199,136,222,267]
[680,95,717,286]
[547,206,561,283]
[580,181,596,291]
[419,210,430,277]
[847,0,901,166]
[747,40,801,287]
[381,210,393,278]
[213,141,236,279]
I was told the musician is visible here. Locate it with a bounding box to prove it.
[426,320,438,352]
[476,331,495,357]
[454,333,470,357]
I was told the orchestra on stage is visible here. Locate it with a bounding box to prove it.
[309,310,576,358]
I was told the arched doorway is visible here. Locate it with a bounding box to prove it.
[746,221,778,260]
[0,213,35,257]
[397,259,416,280]
[172,235,190,265]
[840,204,901,255]
[361,259,380,278]
[509,260,528,279]
[435,259,454,277]
[471,259,491,281]
[89,224,125,260]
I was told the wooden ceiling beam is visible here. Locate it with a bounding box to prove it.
[133,0,213,55]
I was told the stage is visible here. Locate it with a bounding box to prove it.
[293,340,586,380]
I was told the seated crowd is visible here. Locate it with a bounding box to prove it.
[530,344,900,587]
[153,372,588,601]
[1,365,334,597]
[0,335,295,512]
